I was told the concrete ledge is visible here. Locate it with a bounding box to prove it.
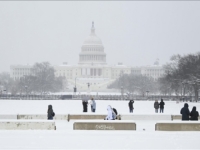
[73,120,136,130]
[17,114,47,120]
[121,114,172,121]
[0,115,17,119]
[69,114,106,121]
[172,115,200,120]
[17,114,68,120]
[0,120,55,130]
[54,114,68,120]
[155,121,200,131]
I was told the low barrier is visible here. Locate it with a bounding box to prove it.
[0,115,17,119]
[155,121,200,131]
[0,120,55,130]
[121,114,172,121]
[5,114,199,122]
[17,114,68,120]
[73,121,136,130]
[172,115,200,120]
[69,114,106,121]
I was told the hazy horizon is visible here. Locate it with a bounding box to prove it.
[0,1,200,72]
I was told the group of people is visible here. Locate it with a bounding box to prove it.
[154,99,165,113]
[82,97,96,112]
[180,103,199,120]
[47,99,199,121]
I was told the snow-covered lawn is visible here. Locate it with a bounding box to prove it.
[0,100,200,149]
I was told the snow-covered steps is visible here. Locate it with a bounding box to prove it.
[73,120,136,130]
[0,120,55,130]
[155,121,200,131]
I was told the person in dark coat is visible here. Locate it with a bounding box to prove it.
[180,103,190,120]
[128,100,134,113]
[47,105,55,120]
[154,100,159,113]
[82,100,88,112]
[190,106,199,120]
[159,99,165,113]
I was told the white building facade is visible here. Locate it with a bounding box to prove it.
[10,22,164,91]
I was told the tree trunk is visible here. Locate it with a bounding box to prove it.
[193,84,199,102]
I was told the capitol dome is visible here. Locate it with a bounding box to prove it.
[79,22,107,65]
[83,22,103,45]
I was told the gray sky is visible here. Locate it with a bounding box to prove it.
[0,1,200,72]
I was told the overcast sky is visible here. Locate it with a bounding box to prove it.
[0,1,200,72]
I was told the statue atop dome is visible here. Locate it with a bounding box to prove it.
[91,21,95,34]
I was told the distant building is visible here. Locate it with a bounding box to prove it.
[10,65,32,81]
[10,22,164,91]
[131,59,164,81]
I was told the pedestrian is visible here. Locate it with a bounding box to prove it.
[190,106,199,121]
[128,100,134,113]
[88,99,93,112]
[82,95,88,112]
[180,103,190,120]
[159,99,165,113]
[112,107,118,120]
[47,105,55,120]
[83,100,88,112]
[154,100,159,113]
[91,97,96,112]
[105,105,116,120]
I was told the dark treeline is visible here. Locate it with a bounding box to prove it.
[108,52,200,101]
[160,53,200,101]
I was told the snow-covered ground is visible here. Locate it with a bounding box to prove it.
[0,100,200,149]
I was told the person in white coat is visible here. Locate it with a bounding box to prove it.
[91,98,96,112]
[105,105,115,120]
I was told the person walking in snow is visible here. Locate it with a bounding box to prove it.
[154,100,159,113]
[82,100,88,112]
[47,105,55,120]
[180,103,190,121]
[190,106,199,120]
[91,97,96,112]
[128,100,134,113]
[159,99,165,113]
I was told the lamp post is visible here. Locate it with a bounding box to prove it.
[20,89,22,100]
[4,89,7,99]
[0,86,3,98]
[87,83,90,95]
[121,86,124,100]
[25,86,28,99]
[146,90,149,99]
[74,77,77,95]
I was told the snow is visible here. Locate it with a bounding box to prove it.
[73,120,136,123]
[0,100,200,149]
[156,121,200,124]
[0,120,54,122]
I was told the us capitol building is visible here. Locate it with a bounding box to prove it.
[10,22,164,91]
